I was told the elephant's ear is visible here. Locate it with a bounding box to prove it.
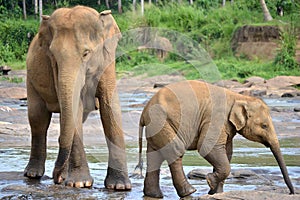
[38,15,52,48]
[229,100,248,131]
[99,10,121,56]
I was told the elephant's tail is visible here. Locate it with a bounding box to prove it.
[130,119,144,179]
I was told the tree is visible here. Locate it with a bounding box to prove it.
[105,0,110,9]
[118,0,122,13]
[35,0,38,18]
[260,0,273,21]
[39,0,43,21]
[141,0,144,16]
[22,0,27,20]
[133,0,136,11]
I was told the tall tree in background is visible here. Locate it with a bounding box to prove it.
[35,0,38,18]
[118,0,122,13]
[133,0,136,11]
[141,0,144,15]
[22,0,27,19]
[39,0,43,21]
[260,0,273,21]
[105,0,110,9]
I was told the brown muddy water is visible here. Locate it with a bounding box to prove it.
[0,92,300,199]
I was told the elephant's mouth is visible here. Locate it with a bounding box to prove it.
[263,141,271,148]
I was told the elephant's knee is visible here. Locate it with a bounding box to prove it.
[218,165,231,180]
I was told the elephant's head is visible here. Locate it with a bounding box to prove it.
[229,99,294,194]
[39,6,120,114]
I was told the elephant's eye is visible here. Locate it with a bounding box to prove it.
[261,124,268,130]
[83,50,90,58]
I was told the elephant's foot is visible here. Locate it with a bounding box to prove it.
[143,182,163,198]
[206,173,224,195]
[24,159,45,178]
[176,181,196,198]
[104,167,131,190]
[65,166,93,188]
[143,170,163,198]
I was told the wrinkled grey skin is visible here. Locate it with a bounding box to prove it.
[136,80,294,198]
[24,6,131,190]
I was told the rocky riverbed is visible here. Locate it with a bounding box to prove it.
[0,71,300,199]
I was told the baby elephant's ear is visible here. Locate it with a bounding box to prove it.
[229,100,248,131]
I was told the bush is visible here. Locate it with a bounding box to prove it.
[0,19,38,65]
[274,14,299,70]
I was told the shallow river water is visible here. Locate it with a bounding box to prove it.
[0,92,299,199]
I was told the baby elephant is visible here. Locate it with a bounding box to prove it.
[135,80,294,198]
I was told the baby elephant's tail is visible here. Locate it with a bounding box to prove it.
[130,117,145,179]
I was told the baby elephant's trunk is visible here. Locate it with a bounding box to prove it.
[270,145,294,194]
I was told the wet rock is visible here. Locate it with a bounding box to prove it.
[294,107,300,112]
[281,92,297,98]
[231,169,258,178]
[187,169,211,180]
[153,82,169,88]
[213,80,242,89]
[244,76,266,85]
[0,87,27,99]
[192,189,300,200]
[250,90,267,97]
[266,76,300,88]
[0,66,11,75]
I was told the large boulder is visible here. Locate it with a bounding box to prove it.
[231,25,281,61]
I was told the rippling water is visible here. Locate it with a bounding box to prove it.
[0,138,299,199]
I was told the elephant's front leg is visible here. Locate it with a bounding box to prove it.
[52,101,92,188]
[204,144,230,195]
[97,65,131,190]
[169,156,196,197]
[64,132,93,188]
[24,84,52,178]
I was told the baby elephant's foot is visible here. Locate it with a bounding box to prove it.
[143,186,163,198]
[144,172,163,198]
[206,173,224,195]
[176,181,196,198]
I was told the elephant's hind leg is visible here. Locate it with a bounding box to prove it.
[144,144,164,198]
[204,145,230,194]
[169,157,196,197]
[24,84,52,178]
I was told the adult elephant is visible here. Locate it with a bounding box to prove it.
[135,80,294,198]
[24,6,131,190]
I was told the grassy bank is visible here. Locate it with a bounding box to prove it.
[1,2,299,82]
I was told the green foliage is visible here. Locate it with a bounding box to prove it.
[0,0,22,20]
[0,0,299,81]
[274,14,299,70]
[0,76,24,83]
[0,20,38,66]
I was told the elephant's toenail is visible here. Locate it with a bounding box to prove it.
[75,182,84,188]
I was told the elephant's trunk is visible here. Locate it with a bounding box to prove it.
[270,144,294,194]
[54,61,85,173]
